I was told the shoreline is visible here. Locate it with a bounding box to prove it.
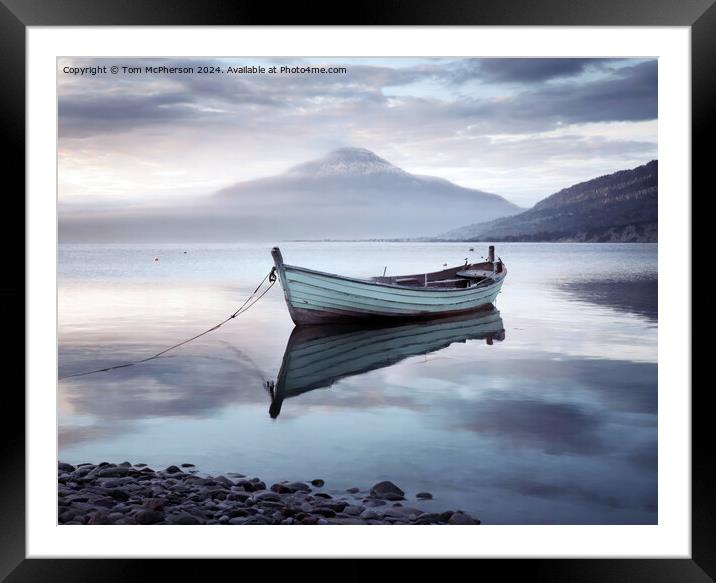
[58,462,481,525]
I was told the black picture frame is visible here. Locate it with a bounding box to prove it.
[3,0,711,579]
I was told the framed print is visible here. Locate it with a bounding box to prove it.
[4,0,712,579]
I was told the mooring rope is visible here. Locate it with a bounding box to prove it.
[59,267,277,380]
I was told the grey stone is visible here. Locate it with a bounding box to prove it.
[382,492,405,501]
[342,505,363,516]
[252,491,281,503]
[59,510,79,523]
[382,507,422,520]
[257,501,284,509]
[439,511,454,522]
[107,512,126,521]
[69,502,102,512]
[88,511,113,524]
[414,512,441,522]
[143,498,165,511]
[324,501,347,513]
[360,509,381,520]
[416,492,433,500]
[370,480,405,496]
[93,497,116,509]
[301,516,319,525]
[448,511,479,525]
[214,475,234,486]
[135,510,164,524]
[96,466,132,478]
[370,481,405,499]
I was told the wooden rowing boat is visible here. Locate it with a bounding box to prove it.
[271,246,507,325]
[266,307,505,418]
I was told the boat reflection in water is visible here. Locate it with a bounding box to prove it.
[267,307,505,418]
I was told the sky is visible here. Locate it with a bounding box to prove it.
[58,57,657,210]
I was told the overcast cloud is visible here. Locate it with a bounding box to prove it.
[58,57,657,210]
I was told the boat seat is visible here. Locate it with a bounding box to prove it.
[426,278,472,288]
[456,269,494,279]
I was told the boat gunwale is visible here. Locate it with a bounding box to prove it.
[282,262,506,293]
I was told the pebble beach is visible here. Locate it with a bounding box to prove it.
[58,462,481,525]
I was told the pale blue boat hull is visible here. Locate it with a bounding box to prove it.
[271,247,507,325]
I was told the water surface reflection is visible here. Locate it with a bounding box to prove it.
[268,308,505,418]
[58,242,657,524]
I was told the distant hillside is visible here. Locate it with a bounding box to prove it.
[439,160,657,243]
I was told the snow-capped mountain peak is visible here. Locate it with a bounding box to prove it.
[284,147,408,178]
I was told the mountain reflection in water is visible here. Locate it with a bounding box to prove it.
[559,276,657,323]
[267,307,505,418]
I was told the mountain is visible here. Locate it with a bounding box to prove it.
[439,160,657,243]
[59,148,523,243]
[212,147,522,240]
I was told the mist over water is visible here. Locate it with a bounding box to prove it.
[58,242,657,524]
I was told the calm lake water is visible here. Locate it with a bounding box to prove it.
[58,242,657,524]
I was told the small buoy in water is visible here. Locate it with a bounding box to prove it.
[154,256,159,262]
[469,247,474,251]
[443,263,447,267]
[183,251,187,254]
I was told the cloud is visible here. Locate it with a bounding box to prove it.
[57,57,658,210]
[450,60,658,130]
[459,399,607,454]
[452,58,616,83]
[58,58,657,138]
[59,92,199,137]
